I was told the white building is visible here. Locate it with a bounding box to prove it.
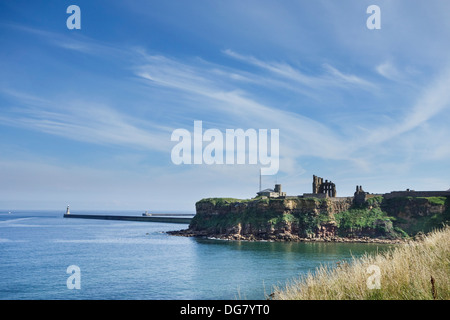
[256,184,286,198]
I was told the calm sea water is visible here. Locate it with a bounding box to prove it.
[0,210,390,300]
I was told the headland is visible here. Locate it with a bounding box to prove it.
[168,175,450,243]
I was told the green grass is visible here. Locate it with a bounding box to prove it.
[196,197,248,206]
[268,213,298,226]
[365,196,384,206]
[196,196,270,206]
[402,210,450,235]
[335,207,391,229]
[418,196,447,206]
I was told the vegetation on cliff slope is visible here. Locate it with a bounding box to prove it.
[381,196,450,235]
[191,196,449,240]
[334,207,401,237]
[191,198,276,231]
[272,225,450,300]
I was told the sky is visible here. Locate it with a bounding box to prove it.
[1,0,450,212]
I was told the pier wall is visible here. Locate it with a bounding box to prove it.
[63,214,192,224]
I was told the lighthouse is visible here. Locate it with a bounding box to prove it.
[65,205,70,215]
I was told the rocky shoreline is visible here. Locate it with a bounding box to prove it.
[167,229,406,244]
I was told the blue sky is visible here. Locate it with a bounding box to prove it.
[1,0,450,211]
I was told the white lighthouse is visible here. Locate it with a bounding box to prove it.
[65,205,70,215]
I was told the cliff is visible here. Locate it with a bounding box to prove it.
[381,196,450,235]
[168,196,450,243]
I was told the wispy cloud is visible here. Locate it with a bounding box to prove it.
[0,26,367,171]
[223,49,374,90]
[366,66,450,145]
[4,39,351,175]
[3,22,128,58]
[376,61,402,81]
[3,25,448,178]
[322,64,374,89]
[134,52,356,172]
[223,49,317,85]
[0,90,172,153]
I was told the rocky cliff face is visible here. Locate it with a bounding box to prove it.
[171,197,390,242]
[167,196,449,242]
[381,196,449,235]
[171,197,450,242]
[194,197,353,216]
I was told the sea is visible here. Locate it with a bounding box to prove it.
[0,210,391,300]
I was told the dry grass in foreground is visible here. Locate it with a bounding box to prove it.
[272,226,450,300]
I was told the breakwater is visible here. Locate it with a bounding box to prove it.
[63,213,192,224]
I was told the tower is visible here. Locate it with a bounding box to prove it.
[274,184,281,193]
[65,205,70,215]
